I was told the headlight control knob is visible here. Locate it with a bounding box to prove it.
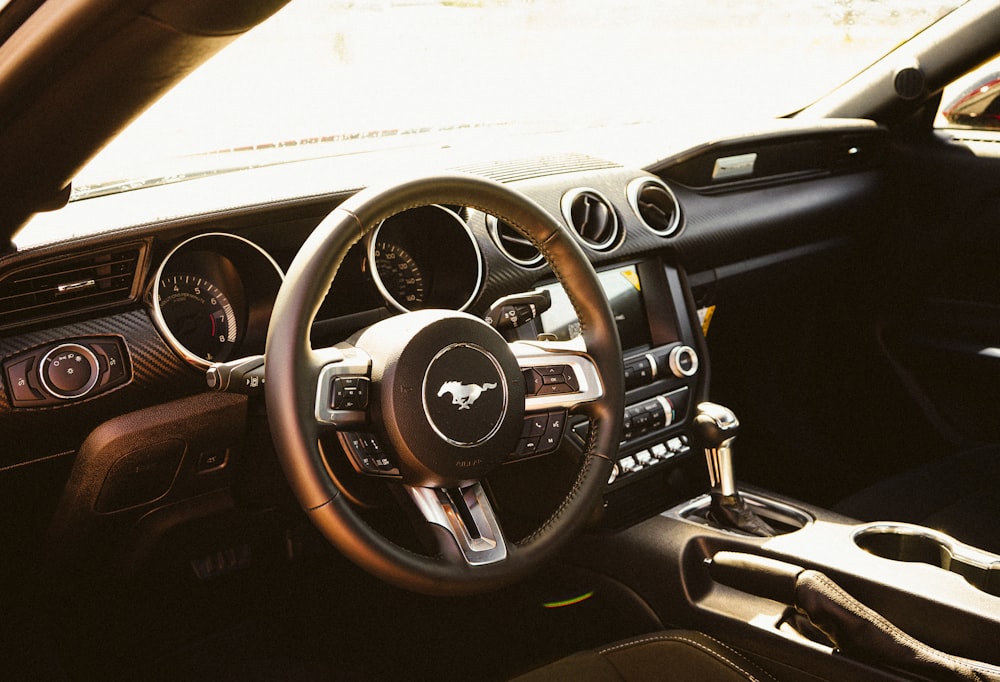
[39,343,100,399]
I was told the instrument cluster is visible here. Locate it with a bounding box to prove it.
[150,205,484,367]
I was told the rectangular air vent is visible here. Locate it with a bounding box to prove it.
[0,243,146,329]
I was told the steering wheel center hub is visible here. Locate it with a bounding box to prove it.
[354,310,525,487]
[423,343,507,446]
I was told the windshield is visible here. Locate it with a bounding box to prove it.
[72,0,964,199]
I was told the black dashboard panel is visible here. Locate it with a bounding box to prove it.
[0,123,885,531]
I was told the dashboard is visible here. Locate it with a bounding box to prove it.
[0,121,886,562]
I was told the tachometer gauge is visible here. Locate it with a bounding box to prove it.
[372,241,426,310]
[157,274,238,362]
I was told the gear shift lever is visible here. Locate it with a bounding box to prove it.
[693,402,775,537]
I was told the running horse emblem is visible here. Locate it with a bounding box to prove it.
[437,380,498,410]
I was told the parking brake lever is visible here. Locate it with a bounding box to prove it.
[709,551,1000,681]
[693,402,775,537]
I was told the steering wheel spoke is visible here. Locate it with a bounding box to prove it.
[313,343,373,430]
[406,483,508,566]
[512,339,604,413]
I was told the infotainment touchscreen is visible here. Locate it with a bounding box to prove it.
[539,264,651,351]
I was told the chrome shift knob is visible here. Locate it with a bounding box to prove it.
[693,402,740,447]
[693,401,775,537]
[694,401,739,497]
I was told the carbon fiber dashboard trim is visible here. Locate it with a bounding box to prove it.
[0,308,204,467]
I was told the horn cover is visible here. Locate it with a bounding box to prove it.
[354,310,525,487]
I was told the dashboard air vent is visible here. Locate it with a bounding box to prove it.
[0,243,145,329]
[627,177,682,237]
[486,215,543,267]
[560,188,620,251]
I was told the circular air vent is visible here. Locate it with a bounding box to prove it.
[486,215,543,267]
[627,177,682,238]
[560,188,620,251]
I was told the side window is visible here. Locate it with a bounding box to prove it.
[937,56,1000,132]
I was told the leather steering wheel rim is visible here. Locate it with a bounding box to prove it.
[265,172,624,595]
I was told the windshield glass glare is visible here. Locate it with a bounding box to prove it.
[73,0,964,199]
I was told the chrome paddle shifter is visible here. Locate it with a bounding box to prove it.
[693,402,775,537]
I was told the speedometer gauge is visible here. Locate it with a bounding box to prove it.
[372,241,426,310]
[368,205,483,313]
[157,274,238,362]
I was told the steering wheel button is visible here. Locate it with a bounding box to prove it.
[522,414,548,437]
[523,369,544,395]
[538,411,566,454]
[542,374,565,385]
[564,370,579,391]
[516,437,539,456]
[331,376,369,410]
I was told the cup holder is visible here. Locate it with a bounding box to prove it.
[854,523,1000,597]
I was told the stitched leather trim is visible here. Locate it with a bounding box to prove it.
[599,633,777,682]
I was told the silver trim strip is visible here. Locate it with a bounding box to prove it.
[655,394,674,427]
[644,352,658,380]
[406,483,508,566]
[512,341,604,412]
[57,279,96,293]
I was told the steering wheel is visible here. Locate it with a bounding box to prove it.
[265,173,624,596]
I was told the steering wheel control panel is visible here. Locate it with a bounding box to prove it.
[4,336,131,406]
[339,431,399,476]
[514,409,567,459]
[338,408,571,478]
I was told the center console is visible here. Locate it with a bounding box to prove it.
[523,259,1000,679]
[524,259,709,527]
